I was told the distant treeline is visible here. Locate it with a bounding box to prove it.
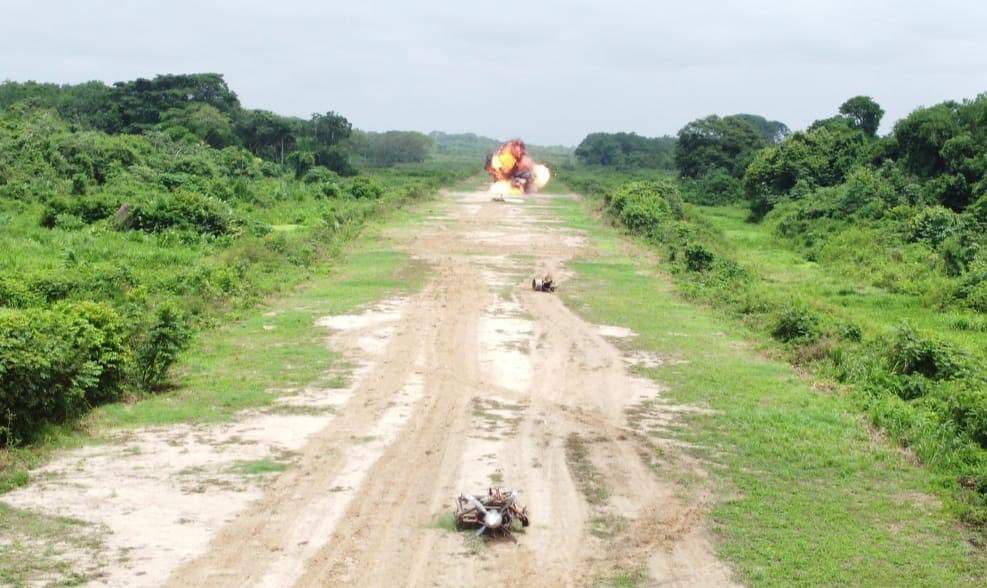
[0,74,436,173]
[428,131,574,164]
[574,115,789,172]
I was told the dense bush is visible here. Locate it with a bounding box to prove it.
[680,169,743,205]
[771,302,821,343]
[603,179,682,236]
[684,244,715,272]
[0,303,128,444]
[302,166,338,184]
[347,176,385,199]
[40,194,120,228]
[128,190,236,235]
[907,206,959,246]
[743,126,868,218]
[887,325,969,381]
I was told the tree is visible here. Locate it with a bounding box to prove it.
[309,111,351,148]
[733,114,790,144]
[233,109,298,163]
[894,103,961,178]
[742,126,868,217]
[839,96,885,137]
[675,115,766,178]
[574,132,676,169]
[348,131,432,166]
[107,73,240,134]
[158,103,235,148]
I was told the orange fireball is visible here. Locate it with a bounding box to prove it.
[485,139,550,196]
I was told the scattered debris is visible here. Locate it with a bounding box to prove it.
[532,274,556,292]
[455,488,529,541]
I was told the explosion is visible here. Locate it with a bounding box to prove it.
[485,139,551,197]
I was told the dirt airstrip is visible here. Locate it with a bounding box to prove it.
[3,188,735,587]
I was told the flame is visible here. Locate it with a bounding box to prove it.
[484,139,550,196]
[490,180,521,196]
[532,164,550,190]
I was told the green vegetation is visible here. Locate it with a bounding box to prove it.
[566,90,987,529]
[346,130,433,166]
[1,199,429,491]
[563,165,987,525]
[575,132,676,169]
[549,192,985,586]
[0,74,469,448]
[230,458,290,475]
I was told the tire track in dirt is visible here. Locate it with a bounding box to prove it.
[6,187,737,587]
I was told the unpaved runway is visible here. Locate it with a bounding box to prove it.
[6,188,736,587]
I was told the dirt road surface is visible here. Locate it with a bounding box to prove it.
[5,188,736,587]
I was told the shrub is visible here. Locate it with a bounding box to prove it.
[318,181,344,199]
[53,213,85,230]
[908,206,958,246]
[259,161,282,177]
[619,197,671,234]
[938,230,979,276]
[0,276,37,308]
[0,302,128,445]
[302,166,338,184]
[129,190,235,235]
[887,325,968,381]
[604,179,681,235]
[347,176,385,199]
[681,170,743,205]
[27,273,79,303]
[837,322,863,342]
[937,381,987,448]
[40,194,120,228]
[968,193,987,228]
[130,304,192,391]
[684,244,715,272]
[771,301,821,343]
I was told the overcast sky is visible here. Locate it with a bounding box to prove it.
[3,0,986,145]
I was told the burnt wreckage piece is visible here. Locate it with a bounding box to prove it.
[455,488,529,541]
[532,274,556,292]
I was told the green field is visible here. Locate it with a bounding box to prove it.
[551,194,986,586]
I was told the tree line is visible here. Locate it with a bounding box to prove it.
[0,74,434,174]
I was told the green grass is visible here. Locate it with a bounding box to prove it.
[229,458,290,476]
[595,568,647,588]
[701,205,987,360]
[552,195,986,586]
[93,246,421,428]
